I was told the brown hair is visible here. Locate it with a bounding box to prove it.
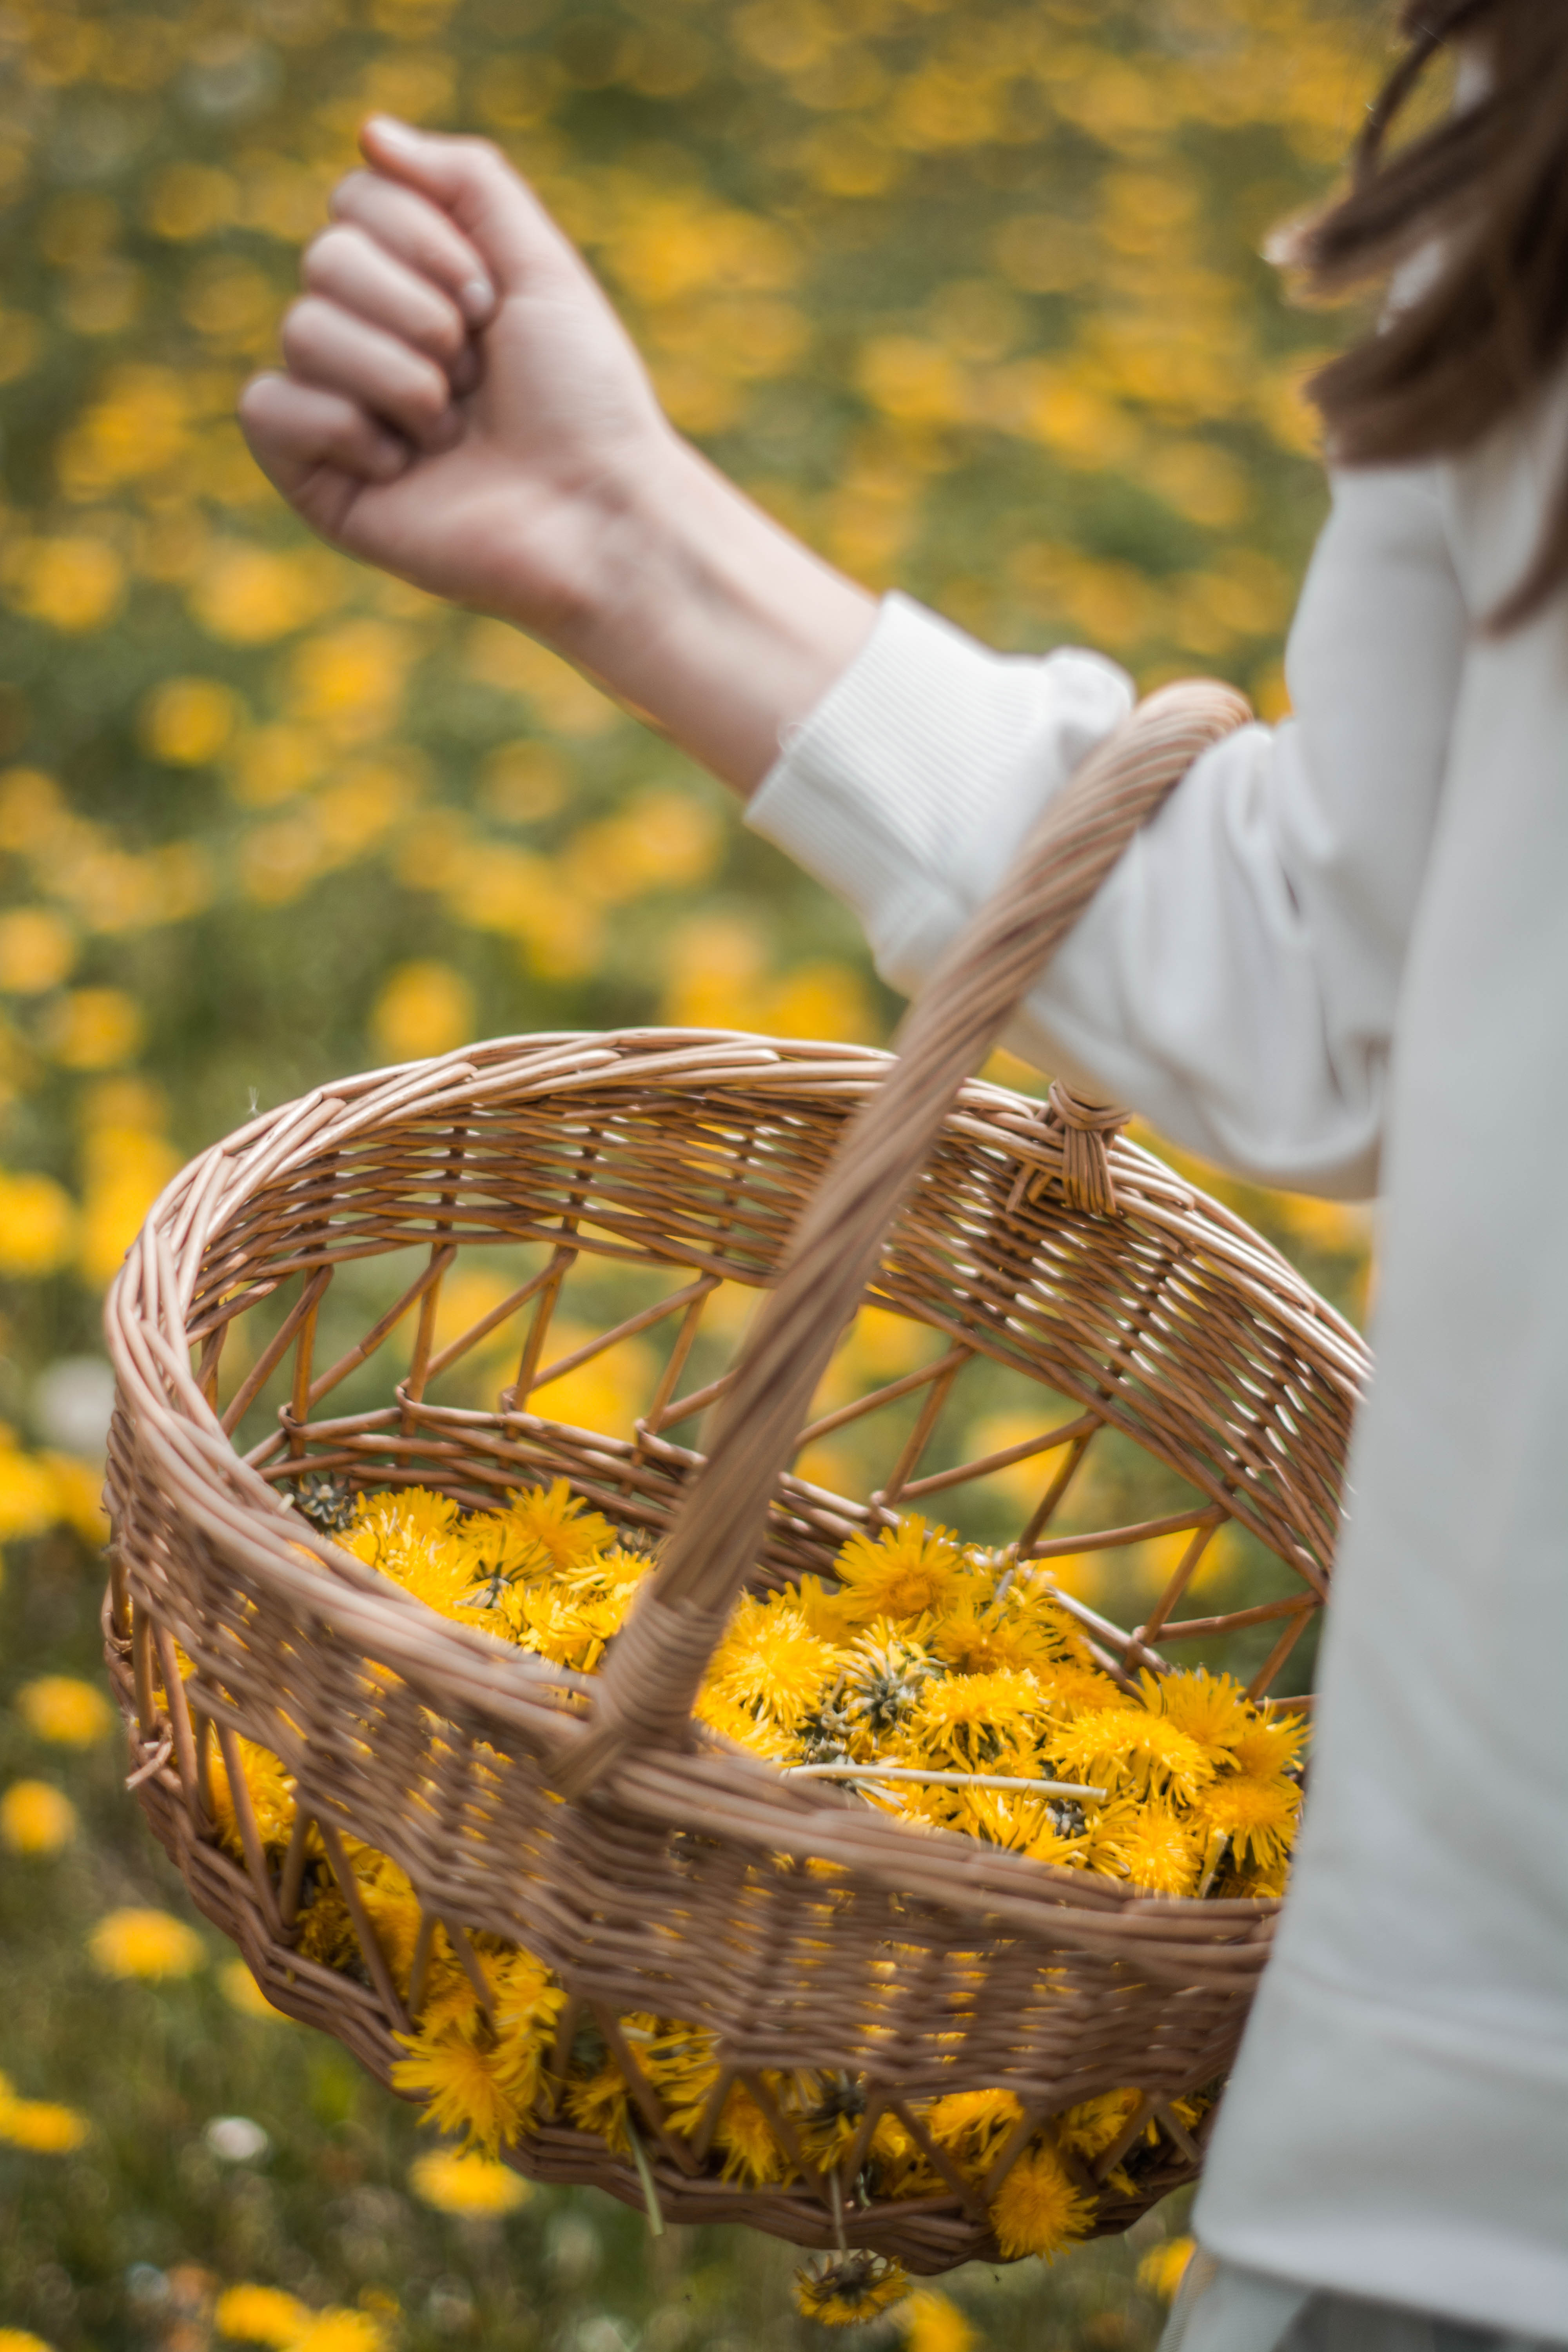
[1281,0,1568,627]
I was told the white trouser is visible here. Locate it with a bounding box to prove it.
[1158,2254,1562,2352]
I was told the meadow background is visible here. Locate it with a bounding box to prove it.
[0,0,1382,2345]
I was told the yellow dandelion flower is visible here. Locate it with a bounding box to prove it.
[707,1594,839,1731]
[1048,1704,1215,1803]
[901,2288,978,2352]
[409,2146,531,2216]
[833,1517,973,1627]
[0,2096,91,2153]
[691,1684,795,1759]
[499,1480,615,1576]
[211,1736,296,1852]
[793,2252,911,2327]
[924,2086,1023,2174]
[505,1583,605,1672]
[1138,2235,1197,2301]
[1143,1668,1254,1757]
[393,2024,524,2157]
[792,1572,859,1645]
[292,2316,387,2352]
[989,2140,1095,2261]
[712,2078,791,2184]
[359,1875,424,1994]
[564,2058,632,2157]
[492,1950,568,2114]
[0,2332,58,2352]
[1058,2087,1143,2164]
[838,1621,935,1734]
[294,1886,357,1975]
[89,1907,205,1980]
[214,2284,313,2346]
[1230,1854,1292,1900]
[1228,1709,1308,1781]
[646,2026,724,2139]
[1193,1770,1300,1873]
[16,1674,112,1746]
[931,1601,1053,1679]
[904,1669,1044,1771]
[0,1779,77,1855]
[1104,1799,1202,1896]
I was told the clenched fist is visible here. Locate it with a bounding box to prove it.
[239,119,873,791]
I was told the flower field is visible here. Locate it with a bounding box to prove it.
[1,0,1379,2344]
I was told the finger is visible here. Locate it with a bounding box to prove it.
[279,295,461,449]
[238,372,410,500]
[303,222,471,373]
[330,166,496,327]
[359,116,581,300]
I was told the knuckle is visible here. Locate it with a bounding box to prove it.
[279,296,330,359]
[405,364,451,422]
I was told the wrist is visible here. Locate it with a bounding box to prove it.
[512,429,878,796]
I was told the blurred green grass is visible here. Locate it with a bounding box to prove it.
[0,0,1378,2342]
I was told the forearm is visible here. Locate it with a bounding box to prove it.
[539,431,878,797]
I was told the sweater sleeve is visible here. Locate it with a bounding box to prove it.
[746,464,1469,1198]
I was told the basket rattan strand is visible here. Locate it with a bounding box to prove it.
[102,680,1370,2273]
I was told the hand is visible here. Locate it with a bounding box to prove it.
[240,120,875,792]
[239,117,675,635]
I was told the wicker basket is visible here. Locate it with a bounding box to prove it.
[103,682,1368,2275]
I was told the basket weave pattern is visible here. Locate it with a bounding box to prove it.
[103,688,1370,2272]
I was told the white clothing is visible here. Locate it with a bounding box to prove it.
[1160,2255,1553,2352]
[746,408,1568,2339]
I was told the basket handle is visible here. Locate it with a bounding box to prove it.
[555,677,1252,1798]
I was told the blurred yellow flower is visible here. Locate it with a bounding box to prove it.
[180,258,277,349]
[477,741,568,826]
[292,2317,387,2352]
[140,676,243,765]
[227,722,325,807]
[79,1121,181,1288]
[288,620,409,742]
[7,537,125,633]
[145,160,238,240]
[220,1958,290,2021]
[0,908,76,995]
[0,2091,90,2153]
[900,2288,976,2352]
[0,1171,76,1274]
[42,1452,109,1546]
[369,962,474,1063]
[1138,2234,1197,2300]
[214,2287,314,2348]
[0,1441,63,1542]
[89,1906,206,1980]
[54,365,191,498]
[191,546,338,646]
[856,334,967,428]
[0,1780,78,1855]
[564,787,724,904]
[17,1675,112,1746]
[44,988,144,1072]
[0,311,43,387]
[408,2147,531,2216]
[0,2330,58,2352]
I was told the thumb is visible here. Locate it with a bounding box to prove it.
[359,116,575,296]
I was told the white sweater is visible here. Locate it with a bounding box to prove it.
[746,407,1568,2340]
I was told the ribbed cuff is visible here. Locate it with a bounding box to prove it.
[746,592,1132,997]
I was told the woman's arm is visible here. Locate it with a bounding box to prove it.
[240,120,1470,1198]
[749,463,1469,1195]
[238,118,875,793]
